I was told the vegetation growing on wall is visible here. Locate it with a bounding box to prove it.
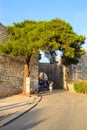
[0,18,86,66]
[74,81,87,93]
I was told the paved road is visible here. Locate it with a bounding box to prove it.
[1,90,87,130]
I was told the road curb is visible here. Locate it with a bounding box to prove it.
[0,96,41,127]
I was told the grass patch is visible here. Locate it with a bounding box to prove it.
[74,81,87,93]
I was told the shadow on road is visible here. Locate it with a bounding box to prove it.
[39,89,67,96]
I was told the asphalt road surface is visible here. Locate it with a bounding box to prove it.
[1,90,87,130]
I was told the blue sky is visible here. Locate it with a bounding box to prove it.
[0,0,87,62]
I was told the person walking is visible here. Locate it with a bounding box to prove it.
[49,81,54,91]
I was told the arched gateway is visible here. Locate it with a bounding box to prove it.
[39,62,63,90]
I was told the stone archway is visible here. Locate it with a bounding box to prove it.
[39,62,63,89]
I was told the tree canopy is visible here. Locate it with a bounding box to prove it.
[0,18,86,65]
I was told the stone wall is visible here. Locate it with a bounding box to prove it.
[0,52,87,96]
[0,54,39,97]
[64,53,87,91]
[0,23,8,44]
[66,53,87,82]
[0,54,25,97]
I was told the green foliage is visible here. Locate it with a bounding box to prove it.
[74,81,87,93]
[0,18,86,65]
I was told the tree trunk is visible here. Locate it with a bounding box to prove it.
[23,63,29,94]
[23,55,39,95]
[23,56,31,95]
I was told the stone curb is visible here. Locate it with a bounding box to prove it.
[0,96,41,127]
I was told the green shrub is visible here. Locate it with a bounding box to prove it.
[74,81,87,93]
